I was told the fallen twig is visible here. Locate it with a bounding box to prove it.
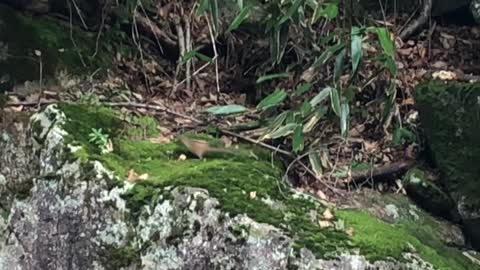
[347,160,414,183]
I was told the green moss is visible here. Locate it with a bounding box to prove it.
[415,81,480,209]
[403,168,457,221]
[0,208,9,221]
[338,199,478,269]
[105,245,140,270]
[55,104,478,268]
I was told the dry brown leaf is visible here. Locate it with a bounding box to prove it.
[432,70,457,81]
[131,92,144,101]
[10,106,23,112]
[316,189,328,201]
[346,227,355,237]
[300,67,315,82]
[322,208,335,220]
[105,139,114,153]
[127,169,149,182]
[363,141,378,153]
[319,220,333,228]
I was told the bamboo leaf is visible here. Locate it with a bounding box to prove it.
[256,73,290,84]
[309,87,331,107]
[309,152,323,177]
[303,108,326,133]
[205,105,247,115]
[226,5,252,33]
[270,123,298,139]
[329,87,341,116]
[333,48,346,83]
[293,82,313,96]
[351,27,363,77]
[340,102,350,138]
[256,88,287,109]
[293,125,304,153]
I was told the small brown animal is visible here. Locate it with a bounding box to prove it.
[179,135,234,159]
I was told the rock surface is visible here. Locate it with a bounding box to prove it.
[0,104,478,269]
[415,81,480,249]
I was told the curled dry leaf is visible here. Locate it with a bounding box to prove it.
[316,189,328,201]
[345,227,355,237]
[127,169,149,182]
[105,139,114,153]
[319,220,333,228]
[322,208,334,220]
[432,70,457,81]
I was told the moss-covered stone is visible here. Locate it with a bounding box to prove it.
[403,167,458,221]
[53,103,480,269]
[415,81,480,248]
[0,4,111,89]
[338,193,475,269]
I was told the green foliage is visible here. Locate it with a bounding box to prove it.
[88,128,110,154]
[197,0,398,156]
[256,88,287,110]
[205,104,248,115]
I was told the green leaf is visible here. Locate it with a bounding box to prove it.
[256,73,290,84]
[329,87,341,116]
[270,123,298,139]
[226,5,252,33]
[322,3,338,19]
[197,0,210,15]
[384,56,397,76]
[280,0,304,25]
[270,24,289,64]
[303,107,326,133]
[312,3,338,23]
[293,83,313,96]
[375,28,394,57]
[351,27,363,77]
[300,101,313,117]
[393,127,416,146]
[205,104,248,115]
[311,43,345,69]
[256,89,287,109]
[340,102,350,138]
[210,0,219,33]
[309,87,332,107]
[237,0,244,9]
[333,48,346,83]
[180,50,212,64]
[267,111,289,132]
[293,125,304,153]
[308,152,323,177]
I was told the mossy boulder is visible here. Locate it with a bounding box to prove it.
[0,104,478,269]
[403,167,458,221]
[0,4,110,91]
[415,81,480,249]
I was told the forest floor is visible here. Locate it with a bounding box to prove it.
[4,13,480,202]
